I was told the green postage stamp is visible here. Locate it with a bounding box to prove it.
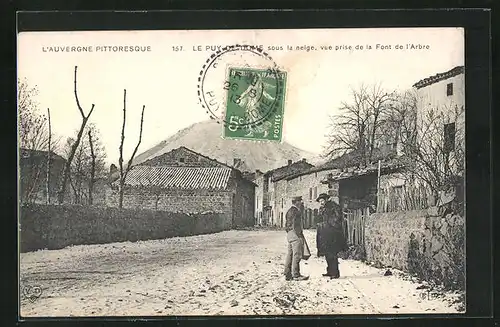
[223,67,287,142]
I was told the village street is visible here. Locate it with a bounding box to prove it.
[20,229,462,317]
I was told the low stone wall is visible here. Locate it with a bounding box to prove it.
[365,208,465,289]
[20,203,229,253]
[105,188,233,229]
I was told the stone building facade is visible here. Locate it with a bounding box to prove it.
[255,157,348,228]
[255,159,314,227]
[107,146,256,229]
[282,168,336,228]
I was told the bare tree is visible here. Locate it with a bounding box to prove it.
[324,84,395,166]
[63,124,107,205]
[63,137,85,204]
[57,66,96,204]
[398,101,465,200]
[46,108,52,204]
[18,78,50,151]
[86,124,108,205]
[18,78,51,203]
[118,89,146,209]
[137,168,162,211]
[88,129,96,205]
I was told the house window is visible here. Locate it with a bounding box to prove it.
[309,188,312,200]
[313,187,317,199]
[446,83,453,96]
[281,198,284,208]
[280,212,284,227]
[444,122,456,153]
[179,157,185,163]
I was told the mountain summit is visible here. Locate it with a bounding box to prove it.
[133,120,321,172]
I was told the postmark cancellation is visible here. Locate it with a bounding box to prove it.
[223,67,287,142]
[197,44,287,143]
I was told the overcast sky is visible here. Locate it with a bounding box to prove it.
[18,28,464,165]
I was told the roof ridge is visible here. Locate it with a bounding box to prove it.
[177,146,238,171]
[412,65,464,89]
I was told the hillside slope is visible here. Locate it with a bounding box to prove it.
[133,120,322,172]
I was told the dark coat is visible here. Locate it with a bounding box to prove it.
[317,222,347,255]
[316,201,347,255]
[319,201,342,227]
[285,205,304,238]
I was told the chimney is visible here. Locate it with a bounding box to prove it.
[233,158,241,167]
[108,164,119,184]
[302,158,306,162]
[287,159,292,166]
[109,164,118,174]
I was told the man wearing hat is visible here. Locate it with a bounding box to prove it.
[283,196,309,281]
[316,193,346,278]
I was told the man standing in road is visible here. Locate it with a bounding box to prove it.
[283,196,309,281]
[316,193,346,278]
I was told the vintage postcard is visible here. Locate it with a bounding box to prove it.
[18,27,465,317]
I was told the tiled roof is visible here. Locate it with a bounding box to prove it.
[321,159,404,183]
[285,147,396,181]
[175,146,238,171]
[412,66,464,89]
[268,160,315,182]
[121,166,232,190]
[19,148,65,162]
[322,147,396,170]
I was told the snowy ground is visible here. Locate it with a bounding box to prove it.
[19,229,464,317]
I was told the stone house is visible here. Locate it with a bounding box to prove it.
[254,159,313,227]
[278,147,397,228]
[19,148,66,204]
[107,146,256,229]
[325,66,465,215]
[413,65,465,131]
[282,167,336,228]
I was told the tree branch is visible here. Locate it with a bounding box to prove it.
[57,66,96,204]
[124,105,146,179]
[119,89,126,185]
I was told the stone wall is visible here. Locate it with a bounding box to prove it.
[365,208,465,289]
[20,203,228,252]
[106,187,233,229]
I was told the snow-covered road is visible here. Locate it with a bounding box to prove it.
[20,229,463,316]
